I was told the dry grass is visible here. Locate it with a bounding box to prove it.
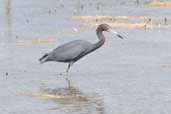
[70,16,171,29]
[16,38,58,45]
[70,16,171,22]
[70,16,130,21]
[147,1,171,7]
[78,23,171,29]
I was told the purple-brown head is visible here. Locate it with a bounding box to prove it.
[97,24,124,39]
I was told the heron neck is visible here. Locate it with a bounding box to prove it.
[94,29,105,49]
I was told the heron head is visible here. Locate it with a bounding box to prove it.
[98,24,124,39]
[98,24,112,31]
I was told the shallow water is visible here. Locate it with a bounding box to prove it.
[1,0,171,114]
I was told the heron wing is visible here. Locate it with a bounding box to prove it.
[51,40,92,62]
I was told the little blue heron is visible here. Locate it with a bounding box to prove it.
[39,24,123,72]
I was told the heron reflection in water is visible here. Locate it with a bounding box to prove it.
[32,78,105,114]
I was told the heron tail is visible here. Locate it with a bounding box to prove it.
[39,54,48,64]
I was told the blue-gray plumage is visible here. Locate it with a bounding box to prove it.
[39,24,123,72]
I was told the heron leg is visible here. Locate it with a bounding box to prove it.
[66,62,73,73]
[66,78,71,88]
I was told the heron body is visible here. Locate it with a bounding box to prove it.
[39,24,123,72]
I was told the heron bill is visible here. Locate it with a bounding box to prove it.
[107,29,124,39]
